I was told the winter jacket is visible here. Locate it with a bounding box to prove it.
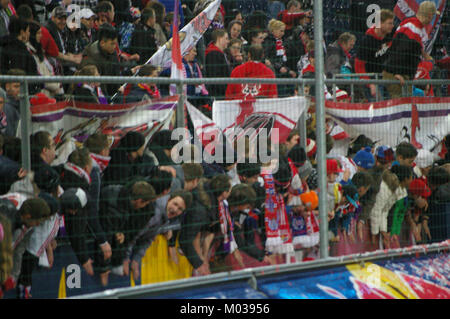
[359,165,385,224]
[263,33,290,76]
[0,35,38,76]
[204,43,231,98]
[0,154,20,195]
[325,40,352,79]
[125,194,170,262]
[370,169,407,234]
[383,17,425,78]
[179,187,211,269]
[2,96,19,138]
[80,40,122,98]
[128,22,158,64]
[428,182,450,243]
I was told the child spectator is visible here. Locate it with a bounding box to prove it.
[264,19,296,96]
[351,171,373,243]
[407,178,432,244]
[393,142,418,171]
[370,165,411,249]
[70,64,107,104]
[122,64,160,103]
[228,183,273,268]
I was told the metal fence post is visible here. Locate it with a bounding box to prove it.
[176,81,185,129]
[19,80,31,171]
[297,80,307,149]
[314,0,329,259]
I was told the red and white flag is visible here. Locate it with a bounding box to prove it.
[170,0,185,96]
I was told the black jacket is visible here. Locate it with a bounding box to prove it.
[128,22,158,64]
[179,187,211,269]
[428,182,450,243]
[0,35,38,76]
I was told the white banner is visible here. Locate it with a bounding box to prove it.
[325,97,450,151]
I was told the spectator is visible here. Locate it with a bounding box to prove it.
[95,1,115,28]
[325,32,356,80]
[27,21,64,97]
[0,17,37,77]
[264,19,296,96]
[4,197,51,297]
[382,1,437,98]
[370,165,411,249]
[228,19,243,41]
[122,64,160,103]
[393,142,418,169]
[79,8,97,49]
[226,44,277,100]
[237,0,268,17]
[353,147,375,172]
[204,28,231,99]
[277,0,311,38]
[97,179,155,284]
[0,134,27,195]
[1,70,23,138]
[242,28,265,58]
[44,7,69,60]
[0,0,15,38]
[128,7,157,65]
[70,64,107,104]
[125,189,192,282]
[145,0,167,47]
[228,183,273,267]
[102,130,153,186]
[182,46,210,108]
[80,23,123,99]
[408,178,432,244]
[118,6,141,51]
[427,166,450,243]
[225,38,244,69]
[355,9,394,101]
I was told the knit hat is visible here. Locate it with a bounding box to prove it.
[298,160,313,180]
[306,138,317,158]
[409,179,431,198]
[119,131,146,153]
[327,158,343,175]
[415,149,435,168]
[300,191,319,210]
[353,147,375,169]
[288,144,307,167]
[60,188,88,211]
[130,7,141,20]
[34,166,61,194]
[375,145,394,163]
[336,89,349,101]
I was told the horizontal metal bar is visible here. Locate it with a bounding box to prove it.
[72,241,449,299]
[0,75,447,86]
[334,73,380,78]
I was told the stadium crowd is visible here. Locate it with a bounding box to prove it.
[0,0,449,298]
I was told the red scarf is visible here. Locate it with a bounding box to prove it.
[263,174,293,254]
[218,200,237,254]
[90,153,111,173]
[64,162,91,185]
[275,38,287,63]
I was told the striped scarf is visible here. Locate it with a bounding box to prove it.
[275,38,287,62]
[263,174,293,254]
[218,199,237,254]
[64,162,91,185]
[89,153,110,173]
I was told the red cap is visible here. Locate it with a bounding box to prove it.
[326,158,343,175]
[30,93,56,106]
[409,179,431,198]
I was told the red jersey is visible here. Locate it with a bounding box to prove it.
[225,61,277,100]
